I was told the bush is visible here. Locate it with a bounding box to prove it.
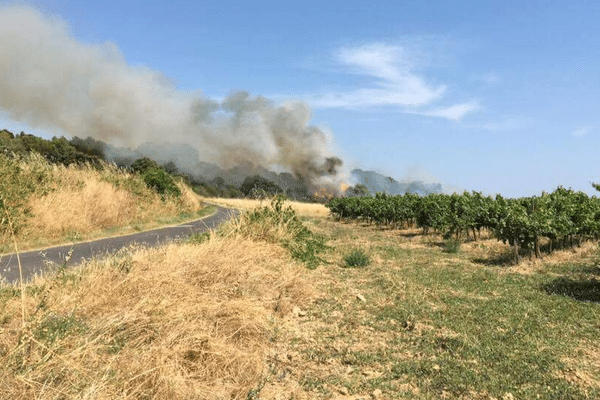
[128,157,182,198]
[220,195,327,268]
[141,168,181,198]
[130,157,160,174]
[444,239,461,254]
[344,249,370,268]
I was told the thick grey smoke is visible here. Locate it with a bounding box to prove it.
[0,6,348,190]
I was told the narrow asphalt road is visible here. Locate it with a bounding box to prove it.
[0,205,238,285]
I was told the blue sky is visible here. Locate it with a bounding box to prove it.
[1,0,600,197]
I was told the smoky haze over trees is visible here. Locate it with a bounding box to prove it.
[0,129,449,202]
[0,5,349,194]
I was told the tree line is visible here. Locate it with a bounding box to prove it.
[0,130,321,201]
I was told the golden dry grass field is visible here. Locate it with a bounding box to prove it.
[203,196,330,217]
[0,154,205,254]
[1,196,600,399]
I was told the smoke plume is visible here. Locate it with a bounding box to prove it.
[0,6,348,190]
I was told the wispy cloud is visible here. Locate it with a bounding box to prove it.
[306,42,478,121]
[571,125,592,138]
[405,101,481,121]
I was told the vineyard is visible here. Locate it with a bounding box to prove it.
[326,187,600,263]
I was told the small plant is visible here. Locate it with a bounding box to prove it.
[189,232,210,245]
[444,239,461,254]
[344,249,370,268]
[225,195,327,269]
[109,249,133,273]
[33,311,87,345]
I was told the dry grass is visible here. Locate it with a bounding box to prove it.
[26,177,138,237]
[203,197,330,218]
[2,195,599,399]
[0,232,313,399]
[560,340,600,394]
[1,159,202,251]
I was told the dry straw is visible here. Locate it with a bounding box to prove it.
[1,198,25,327]
[0,224,313,399]
[203,196,330,218]
[0,154,201,251]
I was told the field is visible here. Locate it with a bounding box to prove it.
[1,196,600,399]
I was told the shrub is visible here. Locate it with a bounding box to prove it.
[444,239,461,254]
[130,157,160,174]
[344,249,370,268]
[142,168,181,198]
[219,195,327,268]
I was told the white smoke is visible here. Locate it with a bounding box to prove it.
[0,5,348,188]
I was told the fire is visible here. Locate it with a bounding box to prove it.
[313,187,335,202]
[312,182,351,202]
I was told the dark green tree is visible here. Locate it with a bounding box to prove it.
[130,157,161,174]
[240,175,282,197]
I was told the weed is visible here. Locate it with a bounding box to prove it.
[33,311,87,345]
[189,232,210,245]
[444,238,461,253]
[109,249,134,273]
[344,248,370,268]
[0,286,20,300]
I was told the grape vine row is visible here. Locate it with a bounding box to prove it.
[326,188,600,263]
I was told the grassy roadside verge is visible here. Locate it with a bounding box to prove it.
[0,205,217,255]
[0,198,315,399]
[0,153,209,254]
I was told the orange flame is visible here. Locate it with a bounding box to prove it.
[312,182,350,202]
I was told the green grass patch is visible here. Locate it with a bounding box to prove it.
[33,312,88,345]
[444,238,461,253]
[343,249,370,268]
[288,219,600,399]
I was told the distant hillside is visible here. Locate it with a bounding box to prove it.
[351,169,443,196]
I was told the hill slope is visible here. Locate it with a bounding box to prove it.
[351,168,443,195]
